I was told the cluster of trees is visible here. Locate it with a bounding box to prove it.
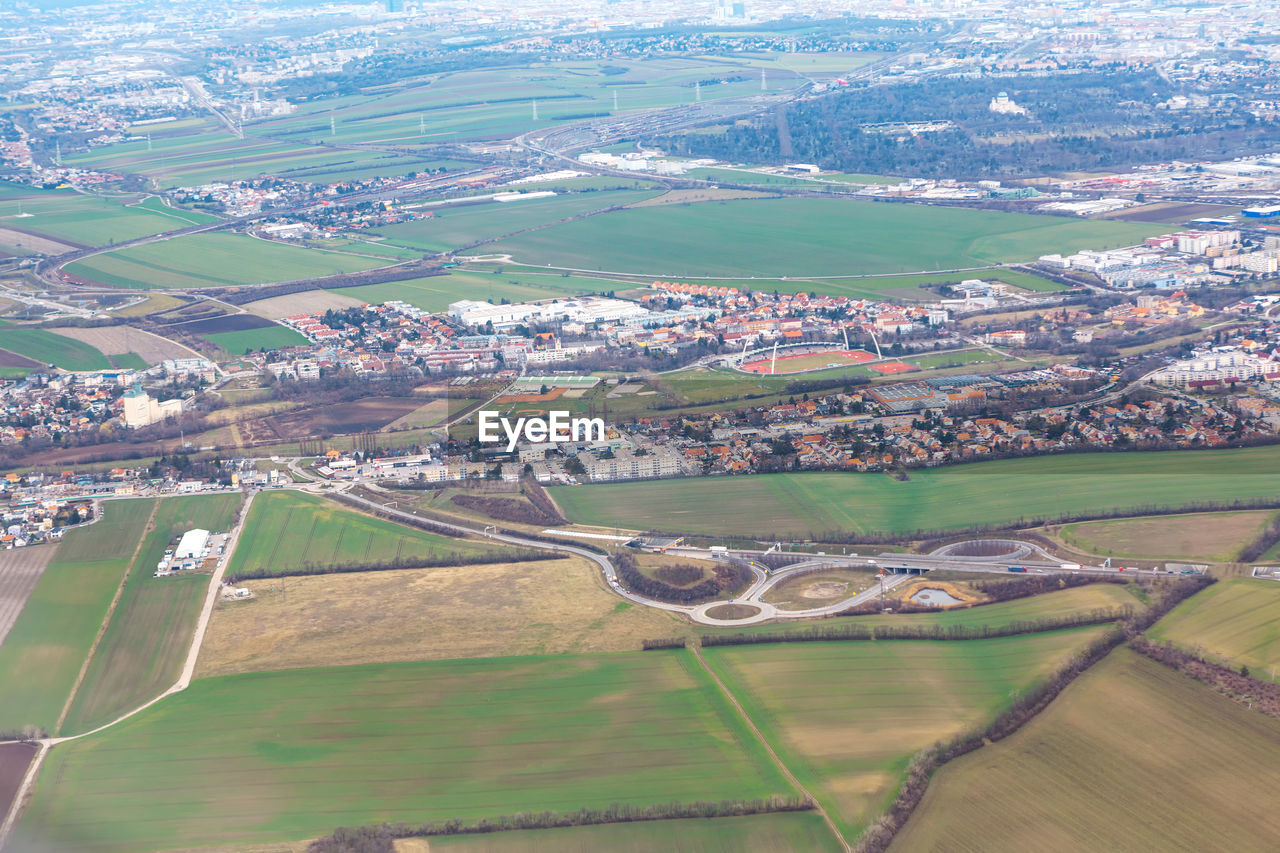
[659,70,1279,178]
[613,550,749,604]
[1237,514,1280,563]
[308,796,814,852]
[856,573,1214,852]
[703,608,1130,647]
[449,493,561,527]
[225,550,554,585]
[1129,635,1280,720]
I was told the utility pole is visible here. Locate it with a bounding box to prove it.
[613,90,618,111]
[531,99,538,120]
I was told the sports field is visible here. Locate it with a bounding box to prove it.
[890,648,1280,851]
[1149,579,1280,681]
[204,325,309,354]
[226,490,508,577]
[0,321,110,371]
[702,628,1108,841]
[1059,510,1277,563]
[489,198,1162,278]
[370,190,658,254]
[550,447,1280,538]
[65,232,385,289]
[0,499,155,734]
[427,812,842,853]
[740,349,874,374]
[18,651,792,851]
[59,494,243,736]
[197,556,689,677]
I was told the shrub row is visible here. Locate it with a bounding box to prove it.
[1128,636,1280,719]
[1237,514,1280,563]
[307,796,814,852]
[641,637,687,651]
[225,550,554,584]
[702,608,1131,648]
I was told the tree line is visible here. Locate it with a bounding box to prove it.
[1128,635,1280,720]
[307,796,814,852]
[614,550,749,604]
[225,550,555,584]
[702,608,1131,648]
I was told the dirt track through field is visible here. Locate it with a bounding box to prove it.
[0,545,59,647]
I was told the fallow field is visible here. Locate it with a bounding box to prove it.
[550,446,1280,539]
[17,651,792,851]
[890,648,1280,852]
[1058,510,1278,563]
[225,490,511,578]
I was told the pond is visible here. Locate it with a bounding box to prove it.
[909,587,964,607]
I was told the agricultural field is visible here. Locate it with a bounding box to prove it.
[0,545,60,646]
[890,648,1280,852]
[203,324,309,354]
[0,499,155,734]
[64,232,386,289]
[1057,510,1277,563]
[197,555,688,677]
[1149,579,1280,681]
[18,651,792,851]
[701,628,1109,842]
[46,324,195,366]
[225,490,509,577]
[368,189,659,254]
[0,321,110,371]
[550,446,1280,539]
[0,183,218,247]
[426,812,842,853]
[488,198,1162,278]
[59,494,243,736]
[242,289,367,319]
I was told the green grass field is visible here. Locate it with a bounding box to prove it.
[550,447,1280,538]
[0,322,110,371]
[65,232,385,289]
[1149,579,1280,681]
[0,499,155,734]
[890,648,1280,851]
[702,628,1108,842]
[370,189,659,254]
[0,183,218,247]
[204,325,308,354]
[59,494,243,736]
[489,198,1162,278]
[227,490,508,577]
[428,812,841,853]
[18,651,793,851]
[333,269,627,312]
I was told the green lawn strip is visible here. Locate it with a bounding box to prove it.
[204,325,309,354]
[550,447,1280,539]
[19,651,792,851]
[0,499,156,734]
[60,493,244,736]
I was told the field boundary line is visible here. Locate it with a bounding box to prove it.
[52,498,159,737]
[0,742,47,849]
[689,645,851,853]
